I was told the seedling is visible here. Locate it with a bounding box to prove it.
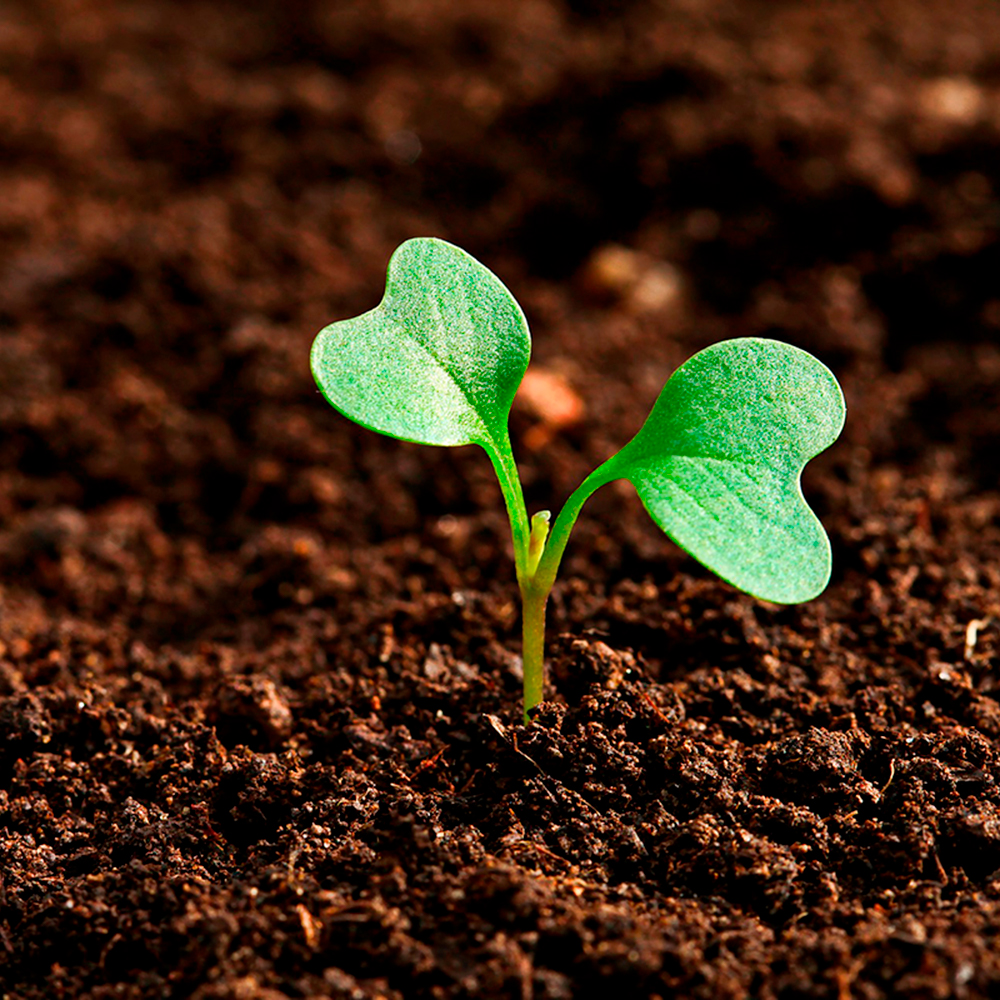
[311,238,845,723]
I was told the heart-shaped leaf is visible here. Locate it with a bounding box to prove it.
[310,237,530,452]
[601,338,845,603]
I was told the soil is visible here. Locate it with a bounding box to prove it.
[4,0,1000,996]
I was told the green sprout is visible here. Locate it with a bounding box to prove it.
[311,238,846,724]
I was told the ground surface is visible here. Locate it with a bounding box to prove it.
[4,1,1000,997]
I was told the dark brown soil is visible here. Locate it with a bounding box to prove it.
[4,0,1000,996]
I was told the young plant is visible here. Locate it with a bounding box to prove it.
[311,238,845,723]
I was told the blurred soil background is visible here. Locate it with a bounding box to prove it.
[5,0,1000,996]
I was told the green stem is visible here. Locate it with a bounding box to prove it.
[521,581,548,724]
[518,460,620,723]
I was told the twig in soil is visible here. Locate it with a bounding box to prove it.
[640,690,683,729]
[485,714,608,821]
[485,713,546,776]
[408,746,454,792]
[879,757,897,798]
[505,838,573,869]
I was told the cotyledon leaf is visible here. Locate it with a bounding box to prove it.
[309,237,530,452]
[597,338,845,603]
